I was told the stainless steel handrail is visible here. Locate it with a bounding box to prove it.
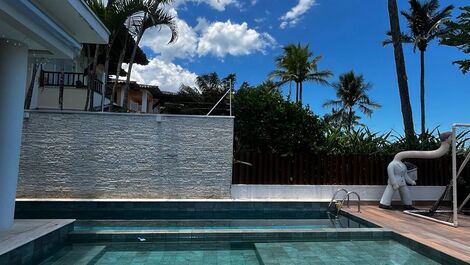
[328,188,348,209]
[340,191,361,213]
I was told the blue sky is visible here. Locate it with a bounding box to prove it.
[132,0,469,134]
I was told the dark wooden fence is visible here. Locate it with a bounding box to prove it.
[233,152,470,186]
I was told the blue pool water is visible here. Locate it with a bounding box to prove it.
[39,240,440,265]
[74,215,372,231]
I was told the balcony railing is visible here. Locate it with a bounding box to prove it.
[39,70,103,94]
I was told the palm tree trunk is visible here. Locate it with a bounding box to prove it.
[88,44,100,111]
[295,82,299,103]
[102,46,111,112]
[287,81,292,101]
[110,49,126,112]
[420,50,425,135]
[299,81,303,104]
[102,34,118,112]
[59,64,64,110]
[124,14,147,110]
[348,107,353,131]
[387,0,415,138]
[84,45,91,111]
[24,62,39,109]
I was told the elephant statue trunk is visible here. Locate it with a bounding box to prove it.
[379,132,452,210]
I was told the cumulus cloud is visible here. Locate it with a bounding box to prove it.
[126,59,197,92]
[197,19,276,57]
[141,16,276,60]
[132,4,276,92]
[280,0,316,29]
[174,0,239,11]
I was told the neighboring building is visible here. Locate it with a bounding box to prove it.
[0,0,109,229]
[30,55,107,111]
[108,78,161,113]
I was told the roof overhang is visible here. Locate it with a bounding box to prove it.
[31,0,109,45]
[0,0,109,59]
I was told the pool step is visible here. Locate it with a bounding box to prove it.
[39,245,106,265]
[68,228,392,243]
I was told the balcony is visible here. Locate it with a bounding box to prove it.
[39,70,103,94]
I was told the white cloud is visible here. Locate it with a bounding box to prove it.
[280,0,316,29]
[141,16,276,60]
[251,0,258,5]
[126,59,197,92]
[174,0,239,11]
[197,20,276,57]
[131,5,276,91]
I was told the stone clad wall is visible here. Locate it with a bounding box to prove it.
[17,111,234,199]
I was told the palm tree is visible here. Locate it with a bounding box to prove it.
[123,0,177,110]
[323,71,381,131]
[269,43,332,104]
[85,0,145,111]
[385,0,453,134]
[385,0,415,138]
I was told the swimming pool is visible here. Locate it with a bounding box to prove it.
[9,201,467,264]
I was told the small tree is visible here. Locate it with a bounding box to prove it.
[234,82,326,155]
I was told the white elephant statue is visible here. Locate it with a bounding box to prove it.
[379,132,452,210]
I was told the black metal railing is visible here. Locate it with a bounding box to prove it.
[39,70,103,94]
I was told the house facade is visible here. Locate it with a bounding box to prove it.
[0,0,109,229]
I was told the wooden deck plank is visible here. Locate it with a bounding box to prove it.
[346,205,470,263]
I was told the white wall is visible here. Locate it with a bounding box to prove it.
[18,111,234,199]
[231,185,447,202]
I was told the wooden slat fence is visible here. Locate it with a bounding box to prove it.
[233,152,470,186]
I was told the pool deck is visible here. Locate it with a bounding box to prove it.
[0,219,74,256]
[345,205,470,263]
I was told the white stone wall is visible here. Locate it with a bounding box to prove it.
[18,111,234,199]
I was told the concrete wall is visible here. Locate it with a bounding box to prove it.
[18,111,234,199]
[37,87,104,110]
[231,185,447,202]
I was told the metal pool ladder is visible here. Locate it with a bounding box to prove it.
[328,188,361,214]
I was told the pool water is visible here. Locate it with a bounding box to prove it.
[39,240,440,265]
[74,215,371,231]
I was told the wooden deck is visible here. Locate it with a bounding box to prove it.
[346,205,470,263]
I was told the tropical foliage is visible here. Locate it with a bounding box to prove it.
[234,82,326,155]
[157,72,234,115]
[440,6,470,74]
[269,43,332,104]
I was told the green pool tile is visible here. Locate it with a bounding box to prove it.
[254,240,440,265]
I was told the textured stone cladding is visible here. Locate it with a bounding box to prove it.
[17,111,234,199]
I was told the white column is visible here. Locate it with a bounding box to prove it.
[0,39,28,230]
[141,90,148,113]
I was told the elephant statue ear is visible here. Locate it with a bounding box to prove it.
[439,132,452,143]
